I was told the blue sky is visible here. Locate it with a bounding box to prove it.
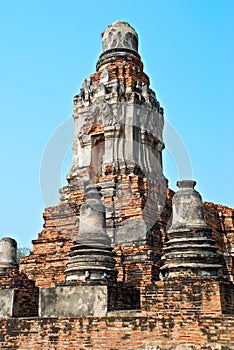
[0,0,233,248]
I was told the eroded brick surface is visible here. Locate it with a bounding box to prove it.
[0,315,233,349]
[204,202,234,281]
[0,268,38,317]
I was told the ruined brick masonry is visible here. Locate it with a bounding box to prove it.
[0,20,233,349]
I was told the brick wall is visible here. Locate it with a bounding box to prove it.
[19,189,82,287]
[143,278,234,315]
[204,202,234,281]
[0,314,233,349]
[0,268,38,317]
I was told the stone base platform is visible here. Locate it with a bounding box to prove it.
[39,283,140,317]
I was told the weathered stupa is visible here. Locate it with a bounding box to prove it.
[161,180,223,278]
[19,20,169,289]
[65,184,117,283]
[0,20,233,349]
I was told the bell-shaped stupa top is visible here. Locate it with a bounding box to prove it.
[0,237,18,270]
[102,20,138,53]
[168,180,208,232]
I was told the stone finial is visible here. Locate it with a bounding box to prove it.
[96,21,140,71]
[161,180,223,278]
[65,184,117,283]
[102,20,138,53]
[168,180,208,233]
[0,237,18,270]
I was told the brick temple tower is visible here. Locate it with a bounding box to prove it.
[1,20,234,349]
[20,20,170,288]
[67,19,168,245]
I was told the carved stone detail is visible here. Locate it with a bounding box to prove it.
[100,68,109,84]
